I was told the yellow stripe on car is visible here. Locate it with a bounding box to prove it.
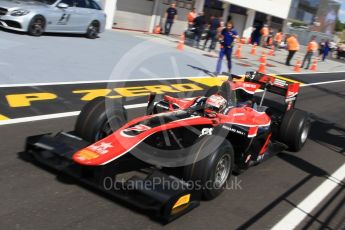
[172,194,191,209]
[272,74,304,85]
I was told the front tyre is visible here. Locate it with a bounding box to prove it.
[75,97,127,142]
[28,15,45,36]
[183,138,234,200]
[279,109,311,152]
[86,21,100,39]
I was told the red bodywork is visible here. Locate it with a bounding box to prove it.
[73,105,270,166]
[73,73,300,166]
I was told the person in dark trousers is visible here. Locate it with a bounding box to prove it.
[193,12,206,48]
[216,21,238,75]
[322,40,330,61]
[251,26,260,45]
[285,34,300,66]
[319,39,325,57]
[301,36,318,69]
[203,15,221,52]
[164,3,178,35]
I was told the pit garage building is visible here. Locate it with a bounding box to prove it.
[100,0,292,39]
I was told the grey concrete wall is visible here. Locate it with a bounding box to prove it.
[230,13,246,37]
[114,0,191,34]
[115,0,154,31]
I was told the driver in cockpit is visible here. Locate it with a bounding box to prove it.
[204,94,228,117]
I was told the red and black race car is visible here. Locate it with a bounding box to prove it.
[25,72,310,222]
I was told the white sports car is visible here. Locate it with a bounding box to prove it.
[0,0,106,38]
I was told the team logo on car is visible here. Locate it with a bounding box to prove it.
[88,142,113,155]
[199,128,214,137]
[126,124,151,132]
[121,124,151,137]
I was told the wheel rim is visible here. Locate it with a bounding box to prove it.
[95,117,122,141]
[214,154,231,189]
[301,123,310,144]
[88,23,98,38]
[31,18,44,35]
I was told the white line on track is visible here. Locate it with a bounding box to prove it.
[0,75,208,88]
[281,71,345,75]
[271,163,345,229]
[0,111,80,125]
[300,79,345,86]
[0,103,148,126]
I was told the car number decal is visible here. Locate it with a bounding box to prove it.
[199,128,213,137]
[58,13,71,25]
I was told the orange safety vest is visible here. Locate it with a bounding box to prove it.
[188,12,196,23]
[274,32,282,42]
[307,41,318,52]
[287,37,300,51]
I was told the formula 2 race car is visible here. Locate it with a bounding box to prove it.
[25,72,311,222]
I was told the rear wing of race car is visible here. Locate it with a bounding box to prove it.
[241,71,300,111]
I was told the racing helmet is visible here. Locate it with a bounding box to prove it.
[204,94,227,117]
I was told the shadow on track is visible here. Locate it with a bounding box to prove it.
[237,112,345,229]
[0,27,89,39]
[237,154,329,230]
[187,64,216,77]
[309,114,345,155]
[17,151,169,225]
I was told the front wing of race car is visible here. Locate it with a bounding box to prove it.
[25,132,200,223]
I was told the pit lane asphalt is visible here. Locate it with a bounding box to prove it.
[1,79,345,230]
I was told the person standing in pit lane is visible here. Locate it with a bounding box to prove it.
[260,24,269,47]
[193,12,206,48]
[187,8,196,29]
[285,34,300,66]
[164,3,178,35]
[203,14,221,52]
[215,21,239,75]
[301,36,318,69]
[273,29,283,52]
[322,40,330,61]
[319,39,325,57]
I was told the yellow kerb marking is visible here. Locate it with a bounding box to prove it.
[188,76,229,87]
[0,114,9,120]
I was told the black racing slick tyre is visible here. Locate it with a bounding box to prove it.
[28,15,45,36]
[86,21,100,39]
[75,97,127,142]
[279,109,311,152]
[183,138,234,200]
[205,86,219,97]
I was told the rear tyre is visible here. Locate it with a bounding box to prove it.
[205,86,219,97]
[28,15,45,36]
[75,97,127,142]
[279,109,310,152]
[183,138,234,200]
[86,21,99,39]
